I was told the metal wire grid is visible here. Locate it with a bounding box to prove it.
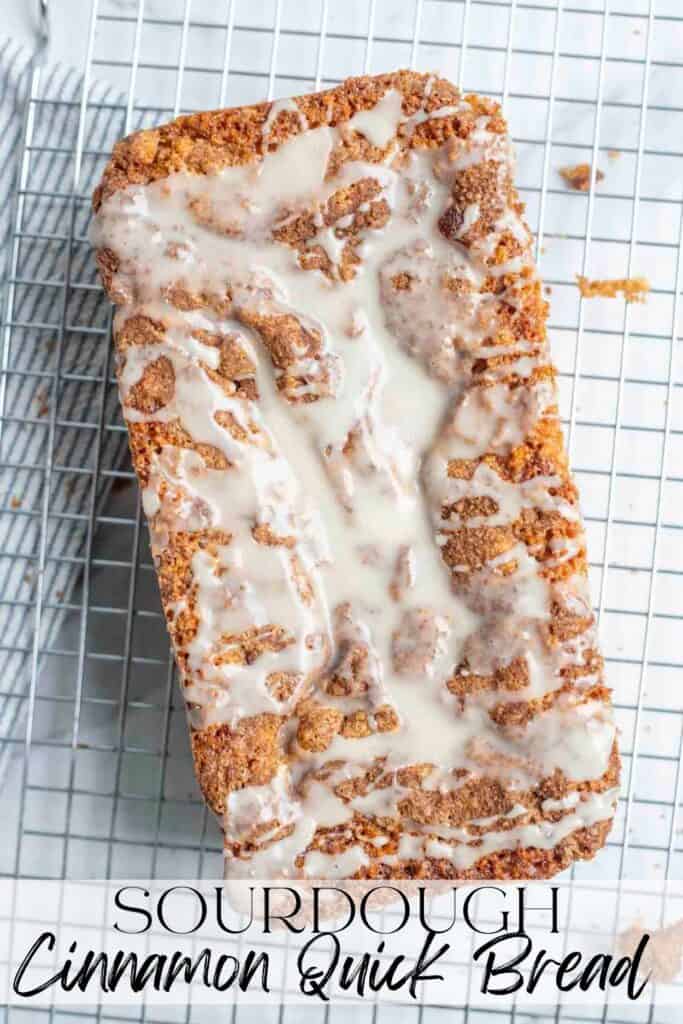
[1,0,682,1020]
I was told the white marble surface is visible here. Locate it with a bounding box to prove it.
[8,0,92,70]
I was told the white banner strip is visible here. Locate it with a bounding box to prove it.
[1,879,683,1010]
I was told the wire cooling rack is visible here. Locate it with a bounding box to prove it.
[1,0,682,1020]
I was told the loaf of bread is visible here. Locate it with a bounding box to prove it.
[92,71,619,880]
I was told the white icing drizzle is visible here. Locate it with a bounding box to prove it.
[304,845,370,879]
[93,85,617,880]
[347,89,405,148]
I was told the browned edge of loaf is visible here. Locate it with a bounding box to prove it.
[93,69,618,880]
[94,71,493,208]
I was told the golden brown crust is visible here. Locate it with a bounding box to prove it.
[191,716,283,816]
[353,818,613,881]
[94,71,496,210]
[95,70,618,880]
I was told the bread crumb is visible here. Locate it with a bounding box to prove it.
[608,149,620,161]
[618,918,683,984]
[576,275,649,303]
[559,163,604,192]
[111,475,134,493]
[35,387,50,417]
[10,497,22,509]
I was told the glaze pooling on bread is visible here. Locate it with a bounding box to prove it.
[92,71,619,880]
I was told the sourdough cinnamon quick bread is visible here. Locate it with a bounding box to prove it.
[92,70,619,880]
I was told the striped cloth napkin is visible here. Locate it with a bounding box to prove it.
[0,39,33,277]
[0,37,138,775]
